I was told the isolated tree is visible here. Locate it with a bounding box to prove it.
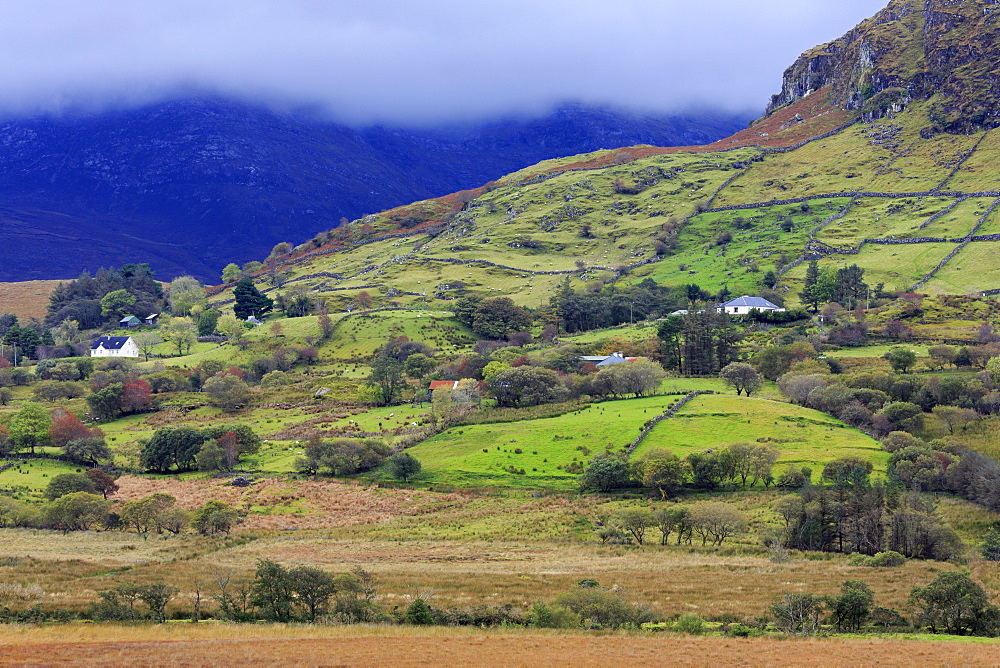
[250,559,296,622]
[638,451,687,498]
[45,472,98,500]
[770,593,824,634]
[719,362,764,396]
[688,501,747,546]
[49,407,93,447]
[120,494,177,534]
[141,427,205,472]
[160,316,197,355]
[139,583,179,623]
[167,275,205,316]
[617,508,656,545]
[65,437,113,468]
[579,453,631,492]
[132,332,163,361]
[884,347,918,373]
[233,278,274,319]
[386,452,421,482]
[367,354,405,406]
[290,566,338,622]
[44,492,111,531]
[910,572,1000,636]
[221,263,242,284]
[203,374,251,411]
[597,358,666,397]
[9,402,52,454]
[827,580,874,633]
[84,469,119,499]
[192,500,240,535]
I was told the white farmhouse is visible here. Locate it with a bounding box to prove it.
[90,336,140,358]
[716,295,785,315]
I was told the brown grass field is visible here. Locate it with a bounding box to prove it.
[1,625,998,666]
[0,279,60,320]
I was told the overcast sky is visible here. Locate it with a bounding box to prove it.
[0,0,889,126]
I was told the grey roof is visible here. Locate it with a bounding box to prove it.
[596,353,628,366]
[91,336,133,350]
[718,295,780,309]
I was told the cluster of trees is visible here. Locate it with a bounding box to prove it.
[775,478,964,561]
[549,279,708,334]
[1,315,54,360]
[798,261,883,311]
[770,572,999,637]
[601,501,749,547]
[453,296,532,340]
[0,484,240,536]
[579,443,781,495]
[139,425,261,473]
[46,264,165,329]
[292,437,422,481]
[657,310,741,375]
[0,402,111,466]
[775,360,999,433]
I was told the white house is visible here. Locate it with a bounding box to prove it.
[90,336,140,358]
[716,295,785,315]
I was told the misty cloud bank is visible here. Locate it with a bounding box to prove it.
[2,0,888,125]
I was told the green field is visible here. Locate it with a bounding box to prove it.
[409,395,688,489]
[633,394,887,475]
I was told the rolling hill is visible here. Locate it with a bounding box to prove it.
[212,0,1000,312]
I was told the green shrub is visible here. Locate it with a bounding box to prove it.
[848,550,906,567]
[673,613,705,635]
[528,602,582,628]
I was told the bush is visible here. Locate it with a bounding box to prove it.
[554,585,655,629]
[847,550,907,568]
[528,602,582,628]
[673,613,705,635]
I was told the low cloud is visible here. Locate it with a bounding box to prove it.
[0,0,888,125]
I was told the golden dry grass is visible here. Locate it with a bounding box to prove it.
[0,625,997,666]
[112,475,467,531]
[0,279,61,320]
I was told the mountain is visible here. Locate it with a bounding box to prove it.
[767,0,1000,133]
[207,0,1000,316]
[0,99,749,283]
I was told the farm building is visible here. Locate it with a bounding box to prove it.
[90,336,140,358]
[428,380,459,399]
[716,295,785,315]
[119,315,142,327]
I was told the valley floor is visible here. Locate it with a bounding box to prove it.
[1,624,998,666]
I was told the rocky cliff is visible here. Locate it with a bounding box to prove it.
[766,0,1000,133]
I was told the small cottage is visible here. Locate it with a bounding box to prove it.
[90,336,140,358]
[119,315,142,328]
[716,295,785,315]
[144,313,159,326]
[428,380,459,400]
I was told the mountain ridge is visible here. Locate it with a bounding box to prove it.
[0,99,749,283]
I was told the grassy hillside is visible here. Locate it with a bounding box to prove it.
[199,93,1000,320]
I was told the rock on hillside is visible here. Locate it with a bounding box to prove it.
[767,0,1000,133]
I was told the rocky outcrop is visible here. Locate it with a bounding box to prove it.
[766,0,1000,133]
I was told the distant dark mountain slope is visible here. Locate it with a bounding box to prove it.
[0,98,749,282]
